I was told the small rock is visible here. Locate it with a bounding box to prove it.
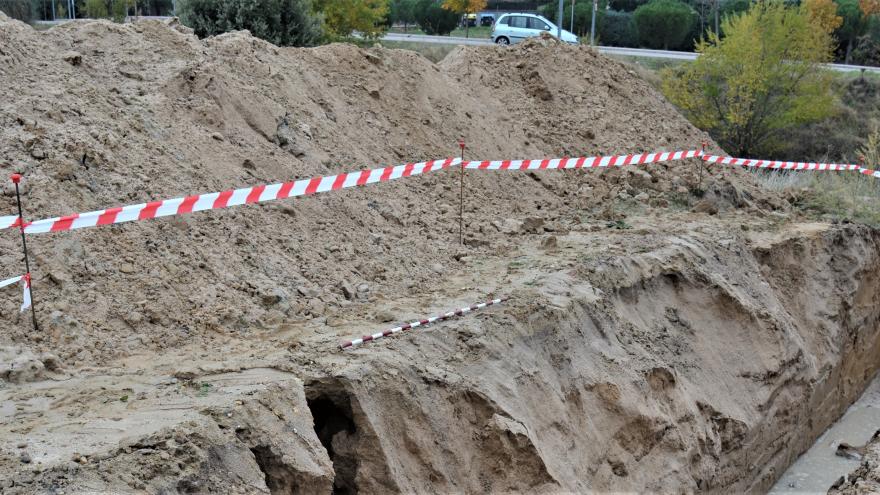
[491,218,523,234]
[296,286,319,298]
[242,159,256,170]
[692,199,719,215]
[541,235,557,250]
[210,132,225,142]
[118,263,136,274]
[374,310,395,323]
[634,192,649,202]
[326,316,346,327]
[20,451,31,464]
[339,282,356,300]
[17,442,27,449]
[307,298,325,315]
[62,51,82,66]
[522,217,545,233]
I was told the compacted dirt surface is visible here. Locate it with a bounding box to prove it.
[2,13,880,494]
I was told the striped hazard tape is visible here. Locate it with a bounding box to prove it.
[340,297,507,349]
[701,155,861,171]
[0,274,23,289]
[463,150,702,170]
[21,158,461,234]
[0,273,32,312]
[0,215,19,230]
[860,167,880,178]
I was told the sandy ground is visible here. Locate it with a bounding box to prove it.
[1,13,880,494]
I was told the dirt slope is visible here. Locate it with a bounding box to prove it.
[0,13,877,494]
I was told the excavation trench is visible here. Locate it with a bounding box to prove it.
[301,223,880,493]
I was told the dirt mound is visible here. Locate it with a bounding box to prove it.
[0,16,864,494]
[0,17,754,365]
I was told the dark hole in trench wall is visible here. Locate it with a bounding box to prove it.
[307,385,359,495]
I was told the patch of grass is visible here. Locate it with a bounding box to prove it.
[377,40,458,63]
[197,382,214,397]
[388,25,493,38]
[754,169,880,226]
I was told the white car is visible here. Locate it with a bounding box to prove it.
[491,13,579,45]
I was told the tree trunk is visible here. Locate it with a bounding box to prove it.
[846,38,853,64]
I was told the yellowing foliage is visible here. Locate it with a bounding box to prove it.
[804,0,843,32]
[316,0,390,38]
[441,0,487,15]
[860,0,880,15]
[661,2,835,157]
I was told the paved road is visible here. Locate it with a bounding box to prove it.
[381,32,880,73]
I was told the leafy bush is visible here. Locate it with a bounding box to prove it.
[851,34,880,66]
[314,0,389,39]
[84,0,134,21]
[601,9,637,46]
[388,0,418,28]
[178,0,323,46]
[609,0,646,12]
[0,0,38,22]
[662,1,836,157]
[414,0,458,35]
[538,0,607,37]
[633,0,696,50]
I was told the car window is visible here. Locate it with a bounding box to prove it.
[528,18,550,30]
[509,16,528,28]
[498,16,509,25]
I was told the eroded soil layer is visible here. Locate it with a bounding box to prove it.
[3,220,879,493]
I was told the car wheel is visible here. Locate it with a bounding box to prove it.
[495,37,510,45]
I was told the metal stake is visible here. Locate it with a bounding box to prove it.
[699,141,707,190]
[458,140,465,245]
[11,174,38,332]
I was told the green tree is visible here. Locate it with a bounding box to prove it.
[661,1,836,156]
[414,0,458,34]
[633,0,696,49]
[388,0,418,30]
[0,0,38,21]
[538,0,608,37]
[83,0,109,18]
[601,10,638,46]
[178,0,324,46]
[836,0,877,63]
[441,0,486,37]
[314,0,389,38]
[609,0,646,12]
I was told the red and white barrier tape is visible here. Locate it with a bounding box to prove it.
[16,149,880,236]
[701,155,861,171]
[0,274,23,289]
[340,297,507,349]
[0,273,31,312]
[21,158,461,234]
[860,167,880,178]
[0,215,19,230]
[463,150,702,170]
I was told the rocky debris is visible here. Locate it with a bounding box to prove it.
[0,346,63,384]
[61,51,82,66]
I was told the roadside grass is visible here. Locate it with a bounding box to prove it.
[388,25,493,39]
[753,170,880,226]
[376,40,458,62]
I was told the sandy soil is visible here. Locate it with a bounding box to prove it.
[1,13,879,494]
